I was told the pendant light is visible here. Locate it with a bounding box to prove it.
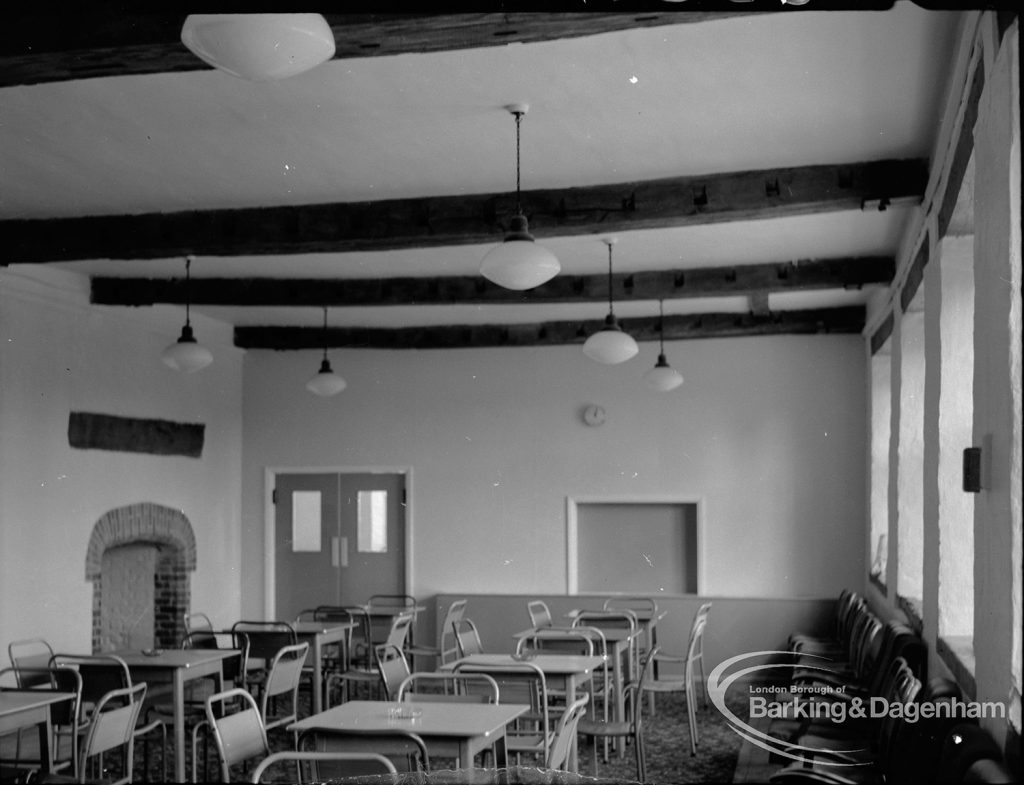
[644,300,684,391]
[180,14,336,81]
[161,256,213,373]
[306,307,346,397]
[479,103,561,290]
[583,238,639,364]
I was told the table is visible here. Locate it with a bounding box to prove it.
[0,690,75,774]
[110,647,236,783]
[288,699,528,769]
[446,653,604,771]
[294,619,355,715]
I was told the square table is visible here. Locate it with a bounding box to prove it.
[293,619,355,714]
[0,690,75,775]
[288,699,528,769]
[110,647,237,783]
[446,652,605,772]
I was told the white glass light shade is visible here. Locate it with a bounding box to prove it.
[161,326,213,373]
[306,358,347,397]
[644,354,684,391]
[480,215,560,290]
[583,316,639,365]
[181,14,336,81]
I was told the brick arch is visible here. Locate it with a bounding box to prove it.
[85,502,196,580]
[86,502,196,652]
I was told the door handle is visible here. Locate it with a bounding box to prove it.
[332,536,349,568]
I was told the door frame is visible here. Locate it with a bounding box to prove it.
[565,494,706,596]
[263,465,414,619]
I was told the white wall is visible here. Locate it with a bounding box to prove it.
[0,268,245,653]
[241,332,866,617]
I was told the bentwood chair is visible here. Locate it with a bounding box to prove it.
[204,688,270,783]
[49,653,167,782]
[578,645,659,782]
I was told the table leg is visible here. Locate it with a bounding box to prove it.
[36,712,54,774]
[566,675,579,773]
[491,732,508,769]
[173,671,186,783]
[311,637,323,715]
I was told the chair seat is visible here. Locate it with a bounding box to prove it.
[577,718,633,737]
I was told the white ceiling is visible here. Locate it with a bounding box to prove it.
[1,5,963,333]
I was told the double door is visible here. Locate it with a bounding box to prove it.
[274,471,406,621]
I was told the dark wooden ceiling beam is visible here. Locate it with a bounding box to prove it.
[235,306,865,350]
[0,11,747,88]
[91,256,893,307]
[3,159,926,265]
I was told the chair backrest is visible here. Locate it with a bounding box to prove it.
[231,620,298,664]
[51,653,132,708]
[8,638,55,687]
[313,606,354,624]
[527,600,553,629]
[453,618,484,657]
[80,682,147,785]
[397,671,500,704]
[603,596,658,616]
[454,660,550,748]
[184,612,214,636]
[250,751,397,783]
[375,643,411,701]
[546,695,590,770]
[516,628,595,658]
[386,612,415,650]
[573,610,640,673]
[262,641,310,730]
[631,645,661,727]
[299,727,430,775]
[206,687,270,781]
[439,599,467,665]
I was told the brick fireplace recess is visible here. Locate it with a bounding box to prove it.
[85,502,196,653]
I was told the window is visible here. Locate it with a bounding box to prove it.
[291,490,322,552]
[357,490,388,553]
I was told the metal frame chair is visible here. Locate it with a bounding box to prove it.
[546,695,591,771]
[453,617,485,658]
[0,665,82,779]
[396,671,500,704]
[298,726,429,776]
[204,687,270,783]
[76,682,147,785]
[250,750,397,783]
[527,600,553,629]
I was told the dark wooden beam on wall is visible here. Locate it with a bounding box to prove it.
[235,306,865,350]
[91,256,893,307]
[68,411,205,457]
[3,160,927,265]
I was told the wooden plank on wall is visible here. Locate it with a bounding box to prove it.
[68,411,205,457]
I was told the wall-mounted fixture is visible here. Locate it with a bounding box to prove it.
[963,447,982,492]
[161,256,213,374]
[181,14,336,81]
[644,300,684,391]
[583,238,638,365]
[479,103,561,291]
[306,307,346,396]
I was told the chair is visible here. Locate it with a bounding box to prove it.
[527,600,553,629]
[250,750,397,783]
[405,598,467,670]
[453,617,485,658]
[577,644,658,782]
[183,612,214,640]
[454,660,552,766]
[49,653,167,782]
[260,641,309,735]
[327,614,412,704]
[376,643,412,701]
[0,665,82,779]
[75,682,147,785]
[367,595,419,648]
[546,695,590,771]
[572,610,641,682]
[204,687,270,783]
[397,671,500,704]
[639,606,709,756]
[7,638,55,687]
[298,727,429,776]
